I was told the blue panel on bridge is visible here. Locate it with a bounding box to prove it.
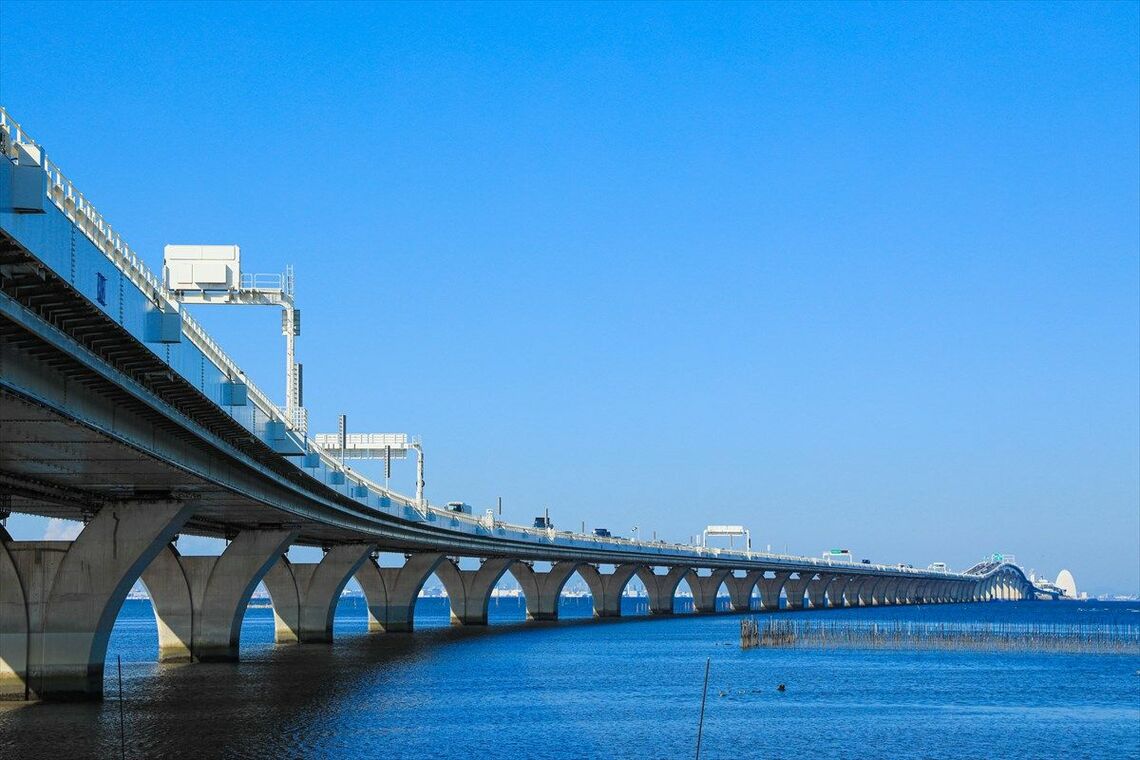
[8,163,48,212]
[221,381,248,406]
[145,307,182,344]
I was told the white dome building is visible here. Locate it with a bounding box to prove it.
[1055,569,1077,599]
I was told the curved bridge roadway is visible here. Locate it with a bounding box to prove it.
[0,108,1037,701]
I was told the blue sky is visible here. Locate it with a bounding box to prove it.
[1,1,1137,593]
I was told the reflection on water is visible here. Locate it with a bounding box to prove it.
[2,599,1138,759]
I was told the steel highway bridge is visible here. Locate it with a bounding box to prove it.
[0,108,1044,701]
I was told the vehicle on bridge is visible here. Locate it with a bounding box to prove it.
[447,502,473,515]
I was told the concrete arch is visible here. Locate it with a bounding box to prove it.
[865,575,892,605]
[725,570,763,612]
[435,557,515,625]
[577,564,641,618]
[826,576,851,608]
[354,552,445,632]
[635,566,690,615]
[509,561,582,621]
[782,573,815,610]
[0,528,29,700]
[263,556,302,643]
[139,543,194,662]
[141,529,297,662]
[853,576,877,606]
[687,569,731,614]
[262,544,375,643]
[757,571,790,611]
[1,500,196,700]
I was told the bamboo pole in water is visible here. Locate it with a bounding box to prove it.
[739,618,1140,654]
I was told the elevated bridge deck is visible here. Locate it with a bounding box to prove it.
[0,107,1040,701]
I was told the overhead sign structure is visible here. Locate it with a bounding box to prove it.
[162,244,306,434]
[702,524,751,552]
[313,432,410,460]
[313,430,425,511]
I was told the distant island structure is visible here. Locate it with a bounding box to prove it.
[1055,570,1078,600]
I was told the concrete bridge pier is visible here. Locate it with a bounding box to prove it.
[782,574,813,610]
[0,500,196,701]
[688,569,730,614]
[140,528,298,662]
[806,576,833,609]
[435,558,515,625]
[509,562,580,621]
[354,553,445,632]
[262,544,374,643]
[637,567,690,615]
[757,572,790,611]
[724,570,762,612]
[855,577,877,606]
[878,577,901,605]
[861,577,884,605]
[577,564,640,617]
[826,576,851,608]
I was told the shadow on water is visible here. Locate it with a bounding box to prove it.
[0,596,673,759]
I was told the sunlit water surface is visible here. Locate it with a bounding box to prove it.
[1,599,1137,759]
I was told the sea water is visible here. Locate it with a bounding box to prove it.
[1,599,1137,759]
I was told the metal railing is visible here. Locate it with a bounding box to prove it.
[0,106,296,435]
[240,272,288,292]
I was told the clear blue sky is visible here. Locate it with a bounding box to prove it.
[1,1,1137,594]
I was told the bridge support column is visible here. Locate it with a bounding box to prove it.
[826,576,851,608]
[435,558,515,625]
[354,553,445,632]
[637,566,691,615]
[0,500,195,701]
[724,571,762,612]
[782,574,813,610]
[806,576,833,609]
[0,533,27,700]
[577,564,640,617]
[856,577,877,606]
[509,562,580,621]
[141,529,297,662]
[688,569,730,614]
[897,579,919,605]
[878,578,901,606]
[263,544,374,643]
[757,572,790,611]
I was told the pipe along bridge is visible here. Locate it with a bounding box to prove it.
[0,108,1043,701]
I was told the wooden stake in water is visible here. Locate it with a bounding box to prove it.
[695,657,711,760]
[117,654,125,760]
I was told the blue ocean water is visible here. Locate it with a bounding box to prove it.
[1,598,1137,759]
